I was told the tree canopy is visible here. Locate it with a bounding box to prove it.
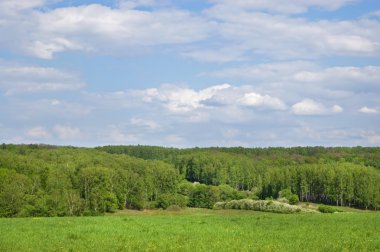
[0,144,379,216]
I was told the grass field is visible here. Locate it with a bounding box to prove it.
[0,208,379,252]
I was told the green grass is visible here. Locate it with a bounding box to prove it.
[0,209,379,251]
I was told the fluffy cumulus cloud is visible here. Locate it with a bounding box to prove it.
[358,106,379,114]
[291,99,343,115]
[78,83,289,140]
[94,83,287,113]
[239,93,286,110]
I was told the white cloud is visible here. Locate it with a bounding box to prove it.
[135,83,286,112]
[331,105,343,113]
[0,61,85,95]
[206,63,380,100]
[155,85,206,112]
[209,0,358,14]
[51,99,60,106]
[1,1,378,61]
[53,125,81,140]
[26,127,50,139]
[118,0,167,9]
[82,83,287,128]
[0,4,211,58]
[239,92,287,110]
[193,9,380,62]
[29,39,84,60]
[291,99,325,115]
[293,66,380,85]
[135,83,232,113]
[207,63,380,86]
[291,99,343,115]
[0,0,47,12]
[358,106,379,114]
[0,1,378,148]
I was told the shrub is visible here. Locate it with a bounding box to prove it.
[213,202,226,210]
[278,189,299,205]
[288,194,299,205]
[225,200,239,209]
[318,205,340,213]
[277,197,289,204]
[213,199,312,214]
[156,193,188,209]
[166,205,181,212]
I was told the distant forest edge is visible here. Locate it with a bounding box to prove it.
[0,144,379,217]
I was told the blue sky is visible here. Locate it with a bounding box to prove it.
[0,0,379,147]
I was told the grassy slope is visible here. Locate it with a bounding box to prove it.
[0,209,379,252]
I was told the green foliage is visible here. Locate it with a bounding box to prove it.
[172,150,380,210]
[318,204,341,213]
[156,193,188,209]
[0,144,379,217]
[279,189,299,205]
[0,146,181,216]
[288,194,299,205]
[0,169,31,217]
[181,181,245,209]
[215,199,309,213]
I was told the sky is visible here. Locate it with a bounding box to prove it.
[0,0,379,148]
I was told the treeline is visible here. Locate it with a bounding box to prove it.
[0,144,379,217]
[99,145,380,209]
[97,145,380,169]
[173,152,380,209]
[0,145,247,217]
[0,146,179,216]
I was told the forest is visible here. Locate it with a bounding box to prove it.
[0,144,379,217]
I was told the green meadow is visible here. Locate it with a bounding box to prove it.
[1,209,379,252]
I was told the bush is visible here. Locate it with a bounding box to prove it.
[213,202,226,210]
[225,200,239,209]
[318,205,340,213]
[213,199,311,214]
[288,194,299,205]
[166,205,182,212]
[278,189,299,205]
[156,194,188,209]
[277,197,289,204]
